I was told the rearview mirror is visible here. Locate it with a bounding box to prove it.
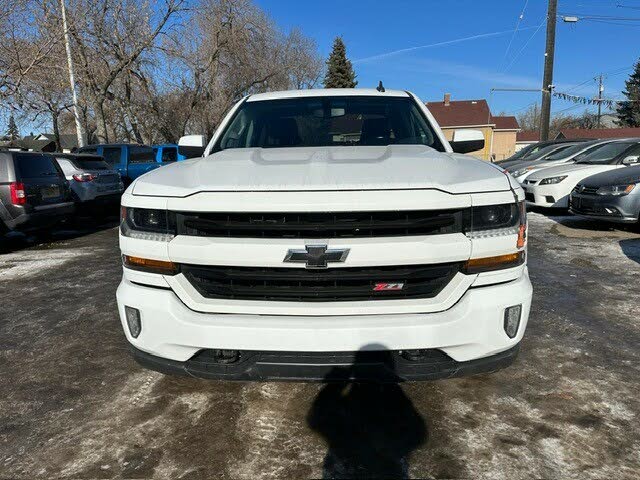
[450,129,485,155]
[178,134,207,158]
[622,155,639,165]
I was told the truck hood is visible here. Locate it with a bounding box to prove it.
[131,145,510,197]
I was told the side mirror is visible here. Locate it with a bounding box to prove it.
[178,134,207,158]
[450,129,485,154]
[622,155,639,165]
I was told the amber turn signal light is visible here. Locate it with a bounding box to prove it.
[516,224,527,248]
[464,252,525,274]
[122,255,179,275]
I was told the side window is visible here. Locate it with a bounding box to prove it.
[128,146,155,164]
[102,148,122,166]
[56,159,76,175]
[15,154,60,178]
[79,147,98,154]
[161,148,177,163]
[221,111,249,149]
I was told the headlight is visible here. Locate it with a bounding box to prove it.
[512,166,535,178]
[120,207,176,241]
[467,202,524,238]
[466,201,527,254]
[596,184,636,196]
[539,175,567,185]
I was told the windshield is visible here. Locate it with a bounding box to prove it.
[214,96,444,151]
[544,143,588,161]
[71,156,110,170]
[526,144,565,161]
[576,142,636,164]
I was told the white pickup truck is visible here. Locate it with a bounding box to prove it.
[117,88,531,381]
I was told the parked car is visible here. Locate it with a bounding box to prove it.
[53,153,124,208]
[570,165,640,224]
[498,138,588,165]
[507,139,619,183]
[117,88,531,382]
[498,142,582,169]
[0,151,74,233]
[77,144,159,186]
[153,144,186,164]
[523,139,640,208]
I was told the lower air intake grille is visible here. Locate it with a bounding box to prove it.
[181,263,462,302]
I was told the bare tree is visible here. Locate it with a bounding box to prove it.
[66,0,186,142]
[2,0,323,147]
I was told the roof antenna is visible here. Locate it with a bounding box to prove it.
[376,81,385,92]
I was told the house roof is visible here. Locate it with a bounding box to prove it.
[556,127,640,140]
[13,133,79,152]
[426,99,493,127]
[492,115,520,131]
[516,131,540,142]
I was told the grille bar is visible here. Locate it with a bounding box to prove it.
[181,263,461,302]
[574,184,599,195]
[176,210,466,239]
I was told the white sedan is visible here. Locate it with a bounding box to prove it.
[522,140,640,208]
[509,139,618,183]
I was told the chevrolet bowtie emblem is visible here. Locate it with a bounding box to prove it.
[284,245,349,269]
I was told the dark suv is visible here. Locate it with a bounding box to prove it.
[0,151,74,233]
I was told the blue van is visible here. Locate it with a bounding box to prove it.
[77,144,159,185]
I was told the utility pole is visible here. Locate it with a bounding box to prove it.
[540,0,557,141]
[60,0,85,148]
[596,74,604,128]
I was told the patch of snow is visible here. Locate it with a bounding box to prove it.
[0,248,91,280]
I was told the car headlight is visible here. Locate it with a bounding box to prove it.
[596,184,636,196]
[466,201,527,253]
[511,166,535,178]
[539,175,567,185]
[120,207,176,241]
[467,201,525,236]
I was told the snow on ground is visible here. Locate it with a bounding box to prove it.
[0,248,93,280]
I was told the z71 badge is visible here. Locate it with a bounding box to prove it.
[373,282,405,291]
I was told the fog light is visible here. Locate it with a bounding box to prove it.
[504,305,522,338]
[125,306,142,338]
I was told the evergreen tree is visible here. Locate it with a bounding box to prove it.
[6,115,19,140]
[616,60,640,127]
[324,37,357,88]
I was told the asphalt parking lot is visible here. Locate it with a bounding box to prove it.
[1,212,639,479]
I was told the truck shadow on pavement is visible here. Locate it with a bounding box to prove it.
[307,347,427,479]
[619,238,640,264]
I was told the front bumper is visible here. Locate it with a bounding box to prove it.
[117,269,532,380]
[522,182,570,208]
[130,343,521,382]
[570,191,639,223]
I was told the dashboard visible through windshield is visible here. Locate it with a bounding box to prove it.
[213,96,444,152]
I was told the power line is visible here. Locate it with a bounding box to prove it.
[559,12,640,20]
[503,19,546,72]
[563,65,633,94]
[501,0,530,70]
